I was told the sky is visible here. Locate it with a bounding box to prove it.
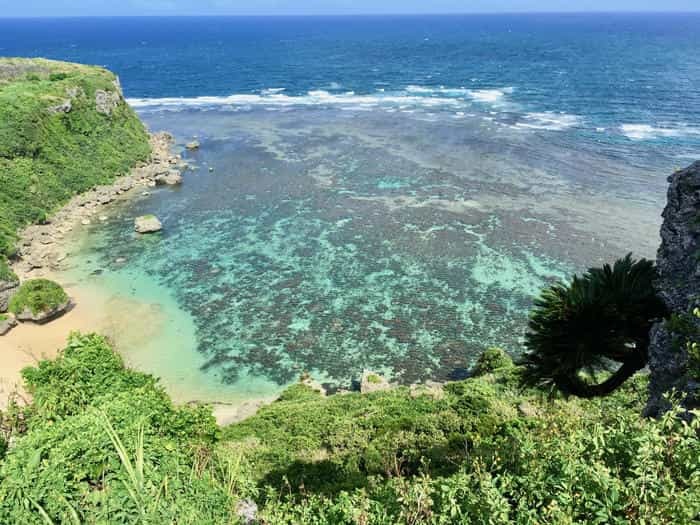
[3,0,700,17]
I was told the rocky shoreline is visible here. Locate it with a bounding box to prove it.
[11,132,186,279]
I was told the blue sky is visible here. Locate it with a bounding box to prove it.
[5,0,700,17]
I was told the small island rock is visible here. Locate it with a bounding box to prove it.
[185,140,200,150]
[134,215,163,233]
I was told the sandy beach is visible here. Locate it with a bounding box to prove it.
[0,283,114,407]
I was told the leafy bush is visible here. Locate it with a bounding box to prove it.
[2,334,699,523]
[0,58,150,257]
[8,278,68,315]
[472,347,514,376]
[522,254,668,397]
[0,333,231,524]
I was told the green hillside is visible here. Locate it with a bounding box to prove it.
[0,58,150,257]
[0,334,697,524]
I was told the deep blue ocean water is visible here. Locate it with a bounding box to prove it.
[3,15,700,399]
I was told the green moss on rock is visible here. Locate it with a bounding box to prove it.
[8,278,68,316]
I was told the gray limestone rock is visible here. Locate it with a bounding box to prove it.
[645,161,700,416]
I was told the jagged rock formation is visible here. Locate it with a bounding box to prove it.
[0,280,18,312]
[645,161,700,416]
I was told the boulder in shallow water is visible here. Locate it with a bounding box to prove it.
[185,140,200,150]
[134,215,162,234]
[155,169,183,186]
[360,370,391,394]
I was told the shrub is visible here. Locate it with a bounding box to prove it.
[472,347,514,376]
[522,254,668,397]
[0,333,230,524]
[8,278,68,315]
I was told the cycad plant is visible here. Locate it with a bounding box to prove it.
[522,254,667,397]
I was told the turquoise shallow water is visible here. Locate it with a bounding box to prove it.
[7,14,699,401]
[57,105,666,400]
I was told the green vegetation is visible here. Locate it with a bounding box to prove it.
[472,347,513,376]
[0,58,150,256]
[0,257,17,283]
[522,255,668,397]
[8,278,68,315]
[366,373,382,384]
[0,313,7,322]
[1,333,698,524]
[686,308,700,380]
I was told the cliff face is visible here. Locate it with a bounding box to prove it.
[0,58,151,258]
[645,161,700,416]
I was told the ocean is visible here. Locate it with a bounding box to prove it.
[3,14,700,400]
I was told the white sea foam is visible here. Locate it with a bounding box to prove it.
[467,89,507,103]
[514,112,581,131]
[127,89,467,111]
[620,123,700,141]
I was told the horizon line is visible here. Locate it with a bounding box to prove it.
[3,10,700,19]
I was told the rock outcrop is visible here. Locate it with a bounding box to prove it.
[0,280,19,312]
[360,370,391,394]
[134,215,163,234]
[95,80,122,115]
[645,161,700,417]
[15,300,72,324]
[155,169,183,186]
[12,133,184,277]
[0,314,17,335]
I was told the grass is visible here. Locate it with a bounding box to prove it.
[8,279,68,315]
[0,57,151,257]
[0,313,7,322]
[366,373,381,384]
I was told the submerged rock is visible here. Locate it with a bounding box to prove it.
[134,215,162,234]
[645,161,700,417]
[360,370,391,394]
